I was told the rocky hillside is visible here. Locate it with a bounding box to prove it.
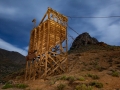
[22,34,120,90]
[0,48,26,83]
[0,32,120,90]
[70,32,107,50]
[0,48,25,64]
[6,44,119,90]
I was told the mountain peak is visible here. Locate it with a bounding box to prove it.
[70,32,99,49]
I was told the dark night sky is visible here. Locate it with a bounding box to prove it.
[0,0,120,55]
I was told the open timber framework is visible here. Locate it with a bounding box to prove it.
[25,7,68,80]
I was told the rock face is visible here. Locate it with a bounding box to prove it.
[70,32,99,49]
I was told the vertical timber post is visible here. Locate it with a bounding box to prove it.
[25,60,28,80]
[45,7,50,77]
[66,22,68,72]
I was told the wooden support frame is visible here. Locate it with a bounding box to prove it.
[25,7,68,80]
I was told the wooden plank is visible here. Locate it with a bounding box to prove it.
[47,20,50,51]
[25,61,28,80]
[33,60,36,80]
[29,61,32,80]
[41,24,44,54]
[39,9,48,25]
[38,26,41,55]
[48,58,67,76]
[45,51,48,77]
[65,22,68,72]
[48,54,57,64]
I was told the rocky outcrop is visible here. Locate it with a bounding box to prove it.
[70,32,99,49]
[97,42,108,47]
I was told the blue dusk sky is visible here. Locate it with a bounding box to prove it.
[0,0,120,55]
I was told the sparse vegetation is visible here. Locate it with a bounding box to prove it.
[92,75,100,80]
[89,60,99,68]
[59,75,76,83]
[67,76,76,84]
[59,75,67,80]
[2,82,28,89]
[15,83,28,89]
[87,74,100,80]
[77,76,85,81]
[89,81,103,88]
[49,78,56,85]
[111,71,119,77]
[2,82,13,89]
[57,83,66,90]
[75,84,93,90]
[96,66,107,71]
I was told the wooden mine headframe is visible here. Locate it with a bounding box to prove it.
[25,7,68,80]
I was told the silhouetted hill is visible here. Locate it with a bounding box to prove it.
[0,48,26,83]
[0,48,25,64]
[70,32,108,50]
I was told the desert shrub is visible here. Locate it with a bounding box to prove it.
[91,75,100,80]
[78,76,85,81]
[2,82,28,89]
[89,81,103,88]
[86,73,92,77]
[2,82,13,89]
[49,79,56,85]
[87,74,100,80]
[59,75,67,80]
[112,71,119,77]
[96,66,107,72]
[15,83,28,89]
[75,84,93,90]
[59,75,76,84]
[67,76,76,84]
[57,83,66,90]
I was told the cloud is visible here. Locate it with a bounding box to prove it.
[24,46,29,51]
[0,6,16,15]
[0,38,27,55]
[99,24,120,45]
[88,1,120,45]
[0,5,18,20]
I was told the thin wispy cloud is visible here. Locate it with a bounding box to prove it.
[88,2,120,45]
[0,38,27,55]
[0,6,17,15]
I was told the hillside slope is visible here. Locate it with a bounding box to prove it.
[0,32,120,90]
[21,46,120,90]
[0,48,26,83]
